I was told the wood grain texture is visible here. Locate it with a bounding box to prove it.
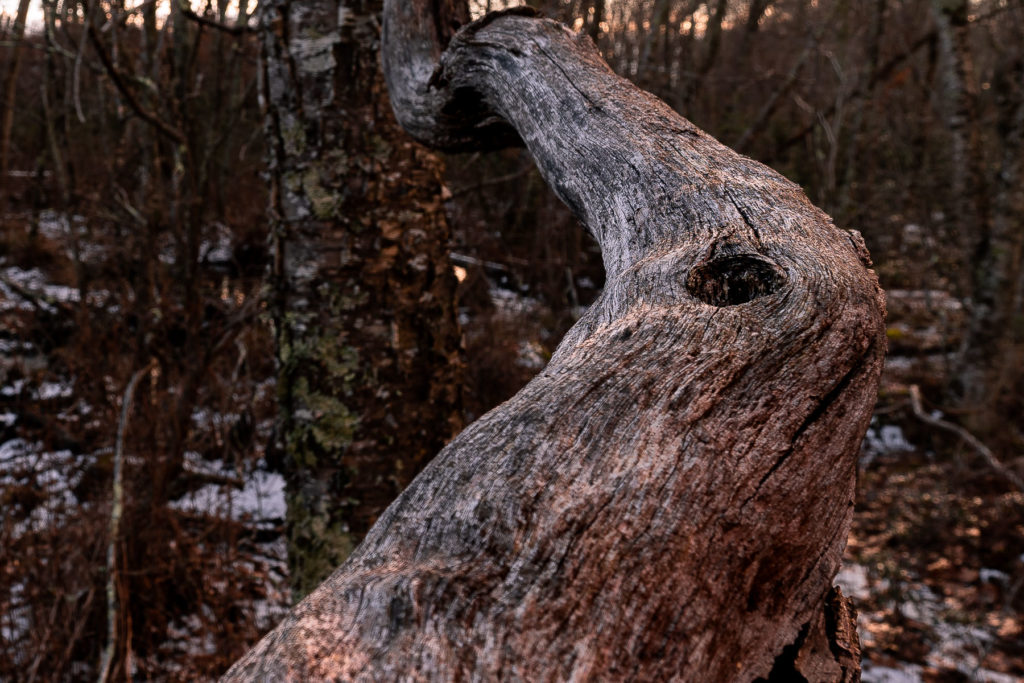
[225,4,884,680]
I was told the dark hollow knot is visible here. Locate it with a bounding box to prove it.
[686,255,787,307]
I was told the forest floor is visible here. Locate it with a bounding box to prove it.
[844,435,1024,682]
[845,444,1024,682]
[1,210,1022,680]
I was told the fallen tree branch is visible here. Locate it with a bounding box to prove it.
[909,384,1024,492]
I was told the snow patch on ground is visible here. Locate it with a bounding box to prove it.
[1,379,25,397]
[490,287,542,316]
[861,419,915,465]
[202,222,235,265]
[0,265,81,312]
[0,582,30,659]
[173,454,285,524]
[37,379,74,400]
[898,583,1017,681]
[516,340,547,370]
[36,211,105,263]
[844,559,1021,683]
[0,439,86,542]
[836,563,873,600]
[863,663,924,683]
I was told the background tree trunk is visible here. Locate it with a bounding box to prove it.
[260,0,464,598]
[227,4,885,679]
[934,0,1024,433]
[0,0,32,182]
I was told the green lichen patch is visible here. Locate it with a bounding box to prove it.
[302,167,340,219]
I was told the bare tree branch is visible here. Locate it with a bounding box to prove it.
[178,0,256,36]
[86,21,186,144]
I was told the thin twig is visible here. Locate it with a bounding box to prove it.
[72,0,93,124]
[909,384,1024,492]
[25,597,60,683]
[97,360,156,683]
[56,587,95,676]
[733,36,816,153]
[178,0,256,35]
[773,30,936,157]
[448,165,534,198]
[86,23,186,144]
[732,0,844,154]
[871,399,910,416]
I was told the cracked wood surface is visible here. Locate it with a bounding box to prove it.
[225,4,884,681]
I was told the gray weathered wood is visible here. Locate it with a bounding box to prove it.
[224,4,884,680]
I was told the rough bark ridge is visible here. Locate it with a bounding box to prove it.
[226,4,885,680]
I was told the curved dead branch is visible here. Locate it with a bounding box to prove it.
[225,4,885,680]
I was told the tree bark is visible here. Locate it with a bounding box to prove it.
[260,0,464,597]
[226,4,884,680]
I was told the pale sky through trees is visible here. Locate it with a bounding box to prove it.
[1,0,746,39]
[1,0,255,30]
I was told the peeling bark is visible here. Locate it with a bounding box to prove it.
[227,4,884,680]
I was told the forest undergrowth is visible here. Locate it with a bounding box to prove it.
[2,190,1022,681]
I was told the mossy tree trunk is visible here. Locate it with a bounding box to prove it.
[260,0,464,598]
[229,3,885,679]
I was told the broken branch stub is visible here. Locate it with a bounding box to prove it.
[224,5,884,681]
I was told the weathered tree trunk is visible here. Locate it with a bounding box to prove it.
[260,0,464,597]
[226,4,884,680]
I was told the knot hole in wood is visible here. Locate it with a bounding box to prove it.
[686,254,787,307]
